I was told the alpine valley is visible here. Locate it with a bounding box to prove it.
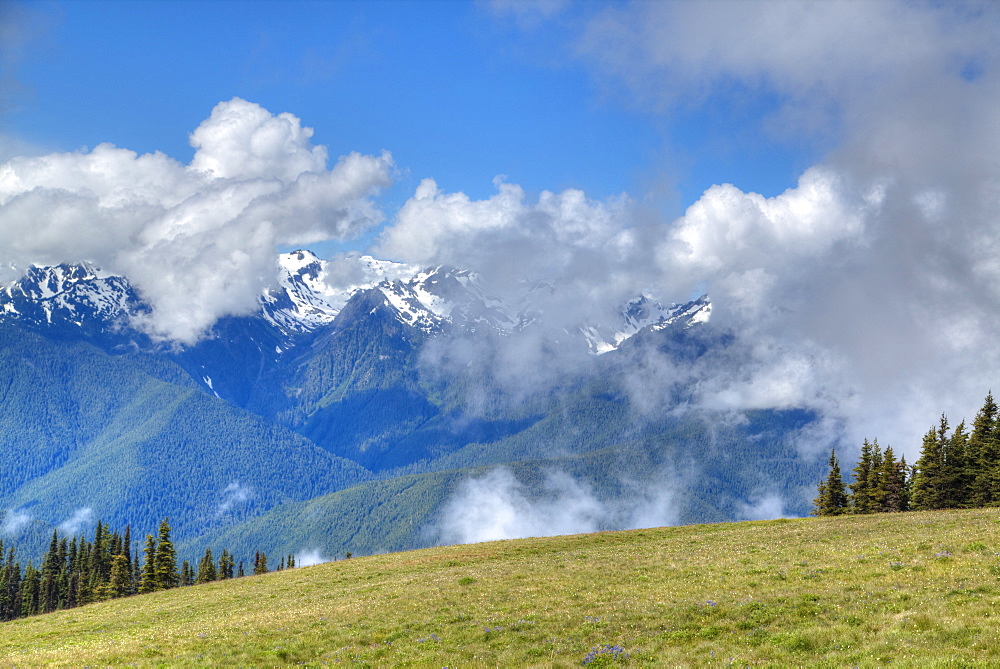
[0,251,824,562]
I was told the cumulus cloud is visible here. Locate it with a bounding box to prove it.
[377,177,655,332]
[0,97,393,343]
[437,467,679,545]
[388,1,1000,462]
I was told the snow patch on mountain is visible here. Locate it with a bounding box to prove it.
[374,266,519,335]
[260,250,418,335]
[0,263,140,330]
[581,295,712,354]
[0,252,711,354]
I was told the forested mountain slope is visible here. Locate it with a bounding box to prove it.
[0,254,825,562]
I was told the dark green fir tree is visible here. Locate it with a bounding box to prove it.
[813,449,848,516]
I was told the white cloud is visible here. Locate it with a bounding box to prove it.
[737,493,790,522]
[188,98,327,182]
[447,0,999,462]
[0,97,393,343]
[58,507,94,535]
[439,468,605,543]
[437,467,680,545]
[1,509,30,536]
[216,481,254,516]
[295,548,330,567]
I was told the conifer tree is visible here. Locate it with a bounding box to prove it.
[813,449,848,515]
[39,530,61,613]
[866,439,890,512]
[122,525,132,575]
[970,392,1000,505]
[20,563,39,618]
[218,550,234,580]
[0,547,19,621]
[138,534,158,594]
[108,554,131,598]
[196,549,217,584]
[154,519,179,590]
[941,420,969,508]
[912,419,947,510]
[850,439,877,513]
[253,551,268,575]
[876,445,909,512]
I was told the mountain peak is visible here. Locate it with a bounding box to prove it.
[0,261,140,331]
[582,294,712,354]
[1,254,711,356]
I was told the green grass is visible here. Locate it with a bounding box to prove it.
[5,508,1000,666]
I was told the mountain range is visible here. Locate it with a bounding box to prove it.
[0,251,820,562]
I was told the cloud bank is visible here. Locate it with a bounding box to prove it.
[378,1,1000,460]
[438,467,679,544]
[0,97,393,343]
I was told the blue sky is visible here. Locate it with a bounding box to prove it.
[4,0,812,230]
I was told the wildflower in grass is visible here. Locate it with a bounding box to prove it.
[583,644,628,665]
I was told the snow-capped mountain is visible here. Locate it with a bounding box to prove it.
[260,251,420,335]
[0,262,143,331]
[262,250,519,338]
[580,294,712,355]
[375,265,520,335]
[0,251,710,354]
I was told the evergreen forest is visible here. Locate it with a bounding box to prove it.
[814,392,1000,516]
[0,518,284,622]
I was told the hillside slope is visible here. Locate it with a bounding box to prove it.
[0,323,371,555]
[3,509,1000,666]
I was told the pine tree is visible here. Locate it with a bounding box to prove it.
[20,562,39,618]
[813,449,848,515]
[0,547,19,621]
[39,530,61,613]
[970,392,1000,505]
[877,445,909,512]
[941,420,969,508]
[108,554,132,598]
[867,439,889,512]
[218,550,234,580]
[850,439,877,513]
[912,420,947,510]
[138,534,158,594]
[253,551,268,575]
[196,549,217,584]
[154,519,178,590]
[122,525,132,576]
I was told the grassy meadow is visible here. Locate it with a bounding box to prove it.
[3,508,1000,666]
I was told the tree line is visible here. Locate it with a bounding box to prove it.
[0,518,294,622]
[814,392,1000,515]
